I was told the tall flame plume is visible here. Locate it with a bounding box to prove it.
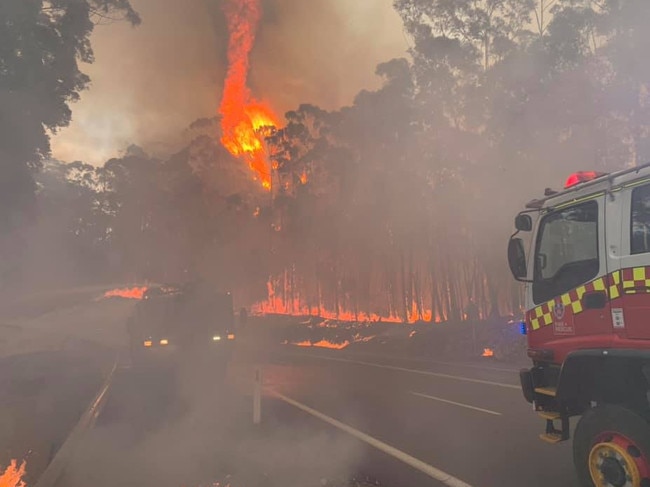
[219,0,278,189]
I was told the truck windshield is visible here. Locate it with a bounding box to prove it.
[533,200,599,303]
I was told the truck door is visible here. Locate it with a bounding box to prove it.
[613,181,650,340]
[529,196,612,341]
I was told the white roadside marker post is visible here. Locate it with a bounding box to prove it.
[253,367,262,425]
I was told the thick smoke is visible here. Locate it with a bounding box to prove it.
[50,0,408,165]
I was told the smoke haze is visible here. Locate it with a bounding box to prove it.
[50,0,408,165]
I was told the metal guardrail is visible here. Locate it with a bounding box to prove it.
[34,358,118,487]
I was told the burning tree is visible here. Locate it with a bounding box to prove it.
[219,0,278,190]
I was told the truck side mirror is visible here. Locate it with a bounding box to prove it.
[508,238,529,281]
[515,214,533,232]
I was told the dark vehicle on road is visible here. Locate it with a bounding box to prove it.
[127,284,236,370]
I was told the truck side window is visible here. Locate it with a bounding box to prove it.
[533,200,599,304]
[631,184,650,254]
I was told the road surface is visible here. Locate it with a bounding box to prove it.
[257,345,577,487]
[60,333,577,487]
[0,291,131,485]
[1,294,578,487]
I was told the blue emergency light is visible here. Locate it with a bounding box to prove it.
[519,321,527,335]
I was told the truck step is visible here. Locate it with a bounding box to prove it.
[538,411,561,420]
[534,387,557,397]
[539,432,565,444]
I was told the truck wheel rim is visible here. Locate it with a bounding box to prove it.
[588,433,649,487]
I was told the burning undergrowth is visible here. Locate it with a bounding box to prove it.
[274,315,526,361]
[281,317,381,351]
[0,459,26,487]
[103,286,148,300]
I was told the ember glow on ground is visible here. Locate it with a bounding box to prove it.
[293,339,350,350]
[103,286,148,300]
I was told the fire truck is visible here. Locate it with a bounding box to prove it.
[128,283,236,369]
[508,166,650,487]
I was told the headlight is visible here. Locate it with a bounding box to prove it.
[160,339,169,346]
[143,340,153,347]
[212,335,221,341]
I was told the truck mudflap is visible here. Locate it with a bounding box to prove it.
[520,368,535,403]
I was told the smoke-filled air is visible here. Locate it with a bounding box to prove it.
[14,0,643,323]
[4,1,650,486]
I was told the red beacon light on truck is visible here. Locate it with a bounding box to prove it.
[564,171,607,189]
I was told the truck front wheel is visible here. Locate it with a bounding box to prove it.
[574,404,650,487]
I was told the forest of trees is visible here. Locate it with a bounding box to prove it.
[2,0,650,322]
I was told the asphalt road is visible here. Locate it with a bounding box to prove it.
[0,292,132,485]
[257,346,578,487]
[59,337,578,487]
[0,349,111,486]
[1,294,580,487]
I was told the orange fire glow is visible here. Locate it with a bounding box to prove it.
[219,0,278,189]
[253,278,443,324]
[482,348,495,357]
[103,286,147,300]
[253,279,406,322]
[293,340,349,350]
[0,459,26,487]
[254,298,405,323]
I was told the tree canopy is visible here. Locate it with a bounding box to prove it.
[0,0,139,230]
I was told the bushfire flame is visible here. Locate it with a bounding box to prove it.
[293,340,349,350]
[482,348,495,357]
[253,277,447,324]
[0,459,26,487]
[219,0,278,189]
[103,286,147,300]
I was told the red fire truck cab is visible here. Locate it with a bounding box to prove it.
[508,165,650,487]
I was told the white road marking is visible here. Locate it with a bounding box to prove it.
[271,390,475,487]
[410,391,502,416]
[294,353,520,390]
[352,352,519,373]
